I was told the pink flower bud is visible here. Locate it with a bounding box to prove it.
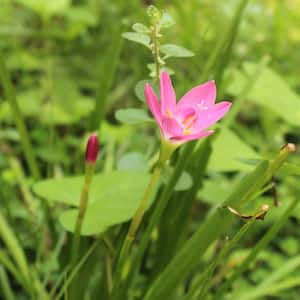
[85,134,99,164]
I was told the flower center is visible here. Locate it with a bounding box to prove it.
[166,109,172,118]
[182,111,197,135]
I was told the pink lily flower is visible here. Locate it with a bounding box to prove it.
[144,71,231,144]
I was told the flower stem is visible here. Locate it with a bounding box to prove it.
[151,22,161,82]
[70,164,95,267]
[111,141,176,298]
[116,143,195,298]
[111,166,161,295]
[0,54,40,180]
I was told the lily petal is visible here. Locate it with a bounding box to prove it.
[177,80,216,109]
[161,117,183,139]
[192,101,232,132]
[160,71,176,115]
[171,130,214,142]
[144,83,162,125]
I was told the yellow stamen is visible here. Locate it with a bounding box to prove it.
[182,115,194,125]
[183,114,197,131]
[183,129,192,135]
[167,109,172,117]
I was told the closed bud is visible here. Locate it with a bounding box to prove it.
[85,134,99,164]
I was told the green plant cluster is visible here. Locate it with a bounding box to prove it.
[1,0,300,299]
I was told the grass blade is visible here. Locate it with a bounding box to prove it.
[144,144,294,300]
[0,266,15,300]
[0,55,40,179]
[212,197,298,300]
[89,25,123,131]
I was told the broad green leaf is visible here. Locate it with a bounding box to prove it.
[122,32,151,48]
[228,62,300,126]
[55,171,152,235]
[175,171,193,191]
[163,167,193,192]
[117,152,147,171]
[199,176,235,205]
[160,44,195,58]
[132,23,150,33]
[33,171,150,206]
[115,108,153,125]
[208,127,260,172]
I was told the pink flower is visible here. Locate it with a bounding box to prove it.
[144,72,231,144]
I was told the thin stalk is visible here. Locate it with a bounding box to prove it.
[90,25,123,131]
[111,166,161,296]
[151,21,161,81]
[116,142,196,300]
[214,0,249,90]
[199,0,248,84]
[0,55,40,179]
[239,276,300,300]
[70,164,95,266]
[55,242,98,300]
[184,218,256,300]
[0,249,28,291]
[111,140,176,298]
[144,143,294,300]
[0,266,16,300]
[212,197,298,300]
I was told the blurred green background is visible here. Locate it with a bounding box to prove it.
[1,0,300,299]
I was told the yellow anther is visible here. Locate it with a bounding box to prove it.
[167,109,172,117]
[183,129,192,135]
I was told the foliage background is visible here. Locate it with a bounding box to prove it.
[1,0,300,299]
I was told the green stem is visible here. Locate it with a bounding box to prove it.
[70,164,95,266]
[0,55,40,180]
[111,166,161,296]
[111,141,175,298]
[151,22,161,81]
[115,142,195,300]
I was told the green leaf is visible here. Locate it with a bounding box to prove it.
[122,32,151,48]
[132,23,150,33]
[33,171,150,207]
[228,62,300,126]
[115,108,153,125]
[175,171,193,191]
[208,127,260,172]
[33,171,153,235]
[160,44,195,58]
[134,80,159,102]
[117,152,147,171]
[163,167,193,191]
[56,171,152,235]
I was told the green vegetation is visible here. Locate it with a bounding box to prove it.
[1,0,300,299]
